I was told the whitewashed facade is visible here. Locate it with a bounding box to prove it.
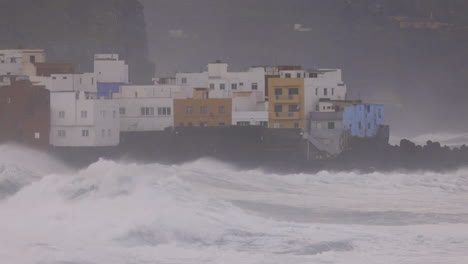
[232,91,268,126]
[94,54,129,83]
[50,91,120,147]
[114,85,183,132]
[175,62,266,102]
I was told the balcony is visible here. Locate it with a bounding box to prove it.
[273,94,299,102]
[273,111,300,119]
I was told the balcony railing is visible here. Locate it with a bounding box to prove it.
[274,112,300,119]
[274,94,299,101]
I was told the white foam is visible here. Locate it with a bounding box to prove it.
[0,147,467,263]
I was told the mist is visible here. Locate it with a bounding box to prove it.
[140,0,468,138]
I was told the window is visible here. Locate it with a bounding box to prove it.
[294,122,299,128]
[135,92,138,98]
[328,122,335,129]
[209,83,215,90]
[113,110,116,118]
[6,97,11,104]
[200,106,207,114]
[285,73,291,78]
[309,73,318,78]
[260,121,268,127]
[237,121,250,126]
[59,111,65,119]
[378,109,382,119]
[324,88,328,96]
[82,129,89,137]
[34,133,40,139]
[91,77,94,85]
[288,88,299,95]
[288,105,299,112]
[52,76,57,80]
[251,83,258,90]
[218,106,225,114]
[275,88,282,96]
[141,107,154,116]
[101,110,106,118]
[101,129,105,137]
[359,121,362,129]
[367,105,371,112]
[181,77,187,84]
[332,88,334,96]
[218,122,225,126]
[274,104,282,112]
[81,111,87,118]
[200,122,208,127]
[315,88,318,96]
[188,122,193,127]
[239,82,244,86]
[368,123,371,129]
[10,58,16,63]
[30,56,35,63]
[62,76,68,80]
[231,83,237,90]
[108,129,111,137]
[58,130,66,137]
[296,73,301,78]
[220,83,225,90]
[186,106,193,114]
[158,107,171,116]
[119,107,126,115]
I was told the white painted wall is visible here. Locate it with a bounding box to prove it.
[175,63,266,102]
[303,69,347,117]
[0,49,45,76]
[50,91,120,147]
[94,54,129,83]
[114,85,183,132]
[232,111,268,126]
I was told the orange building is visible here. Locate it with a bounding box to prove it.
[174,89,232,127]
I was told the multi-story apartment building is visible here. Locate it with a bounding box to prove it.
[174,88,232,127]
[114,84,183,132]
[268,69,347,129]
[0,49,47,86]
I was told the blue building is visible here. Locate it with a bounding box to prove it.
[97,83,125,98]
[343,104,385,138]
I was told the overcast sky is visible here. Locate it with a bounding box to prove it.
[139,0,468,137]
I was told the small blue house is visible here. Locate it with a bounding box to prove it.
[97,83,125,98]
[343,104,384,137]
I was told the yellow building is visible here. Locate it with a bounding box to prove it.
[268,78,304,129]
[174,88,232,127]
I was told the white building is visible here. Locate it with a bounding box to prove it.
[94,54,129,83]
[232,91,268,126]
[42,71,120,147]
[175,61,266,102]
[50,91,120,147]
[113,84,183,132]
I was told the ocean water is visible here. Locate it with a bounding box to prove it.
[0,144,467,264]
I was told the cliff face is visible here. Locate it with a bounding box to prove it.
[0,0,154,84]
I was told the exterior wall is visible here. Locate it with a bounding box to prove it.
[308,111,347,156]
[343,104,385,138]
[175,63,265,102]
[303,70,346,117]
[34,63,75,77]
[174,98,232,127]
[40,73,97,92]
[232,111,268,126]
[0,49,46,76]
[268,78,304,129]
[113,85,183,132]
[94,54,129,83]
[50,91,119,147]
[0,81,50,148]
